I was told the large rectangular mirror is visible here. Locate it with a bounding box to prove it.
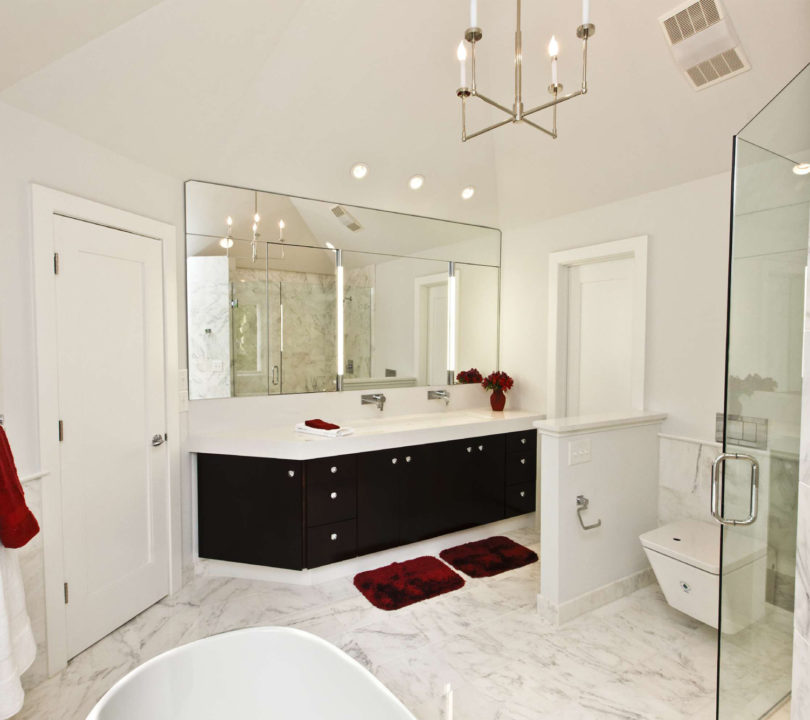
[185,181,501,399]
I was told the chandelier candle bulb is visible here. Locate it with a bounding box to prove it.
[278,219,285,241]
[457,42,467,88]
[549,36,559,86]
[582,0,590,26]
[470,0,477,28]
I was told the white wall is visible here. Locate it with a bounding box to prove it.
[0,99,183,685]
[499,172,731,441]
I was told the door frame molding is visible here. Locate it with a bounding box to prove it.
[31,185,180,676]
[413,271,457,385]
[547,236,648,418]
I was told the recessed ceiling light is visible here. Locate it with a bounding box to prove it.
[461,186,475,200]
[793,162,810,176]
[351,163,368,179]
[219,237,234,249]
[409,175,425,190]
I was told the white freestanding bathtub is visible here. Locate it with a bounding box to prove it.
[86,627,417,720]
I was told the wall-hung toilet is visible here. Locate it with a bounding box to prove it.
[640,519,767,632]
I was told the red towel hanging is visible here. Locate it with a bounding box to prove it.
[0,426,40,549]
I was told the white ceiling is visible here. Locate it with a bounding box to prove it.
[1,0,808,228]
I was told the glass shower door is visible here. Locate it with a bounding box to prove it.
[716,65,810,719]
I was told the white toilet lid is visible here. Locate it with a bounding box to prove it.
[640,519,766,575]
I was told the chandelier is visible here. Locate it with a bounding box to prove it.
[456,0,595,141]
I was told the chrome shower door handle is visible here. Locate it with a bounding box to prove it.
[272,365,279,386]
[710,452,759,526]
[151,434,165,447]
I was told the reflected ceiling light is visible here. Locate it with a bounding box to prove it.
[219,237,234,249]
[409,175,425,190]
[254,212,261,223]
[456,0,595,142]
[351,163,368,179]
[226,216,233,227]
[325,242,336,250]
[793,163,810,176]
[461,186,475,200]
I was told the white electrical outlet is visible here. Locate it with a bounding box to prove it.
[568,438,591,465]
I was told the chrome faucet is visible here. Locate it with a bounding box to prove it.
[361,393,386,411]
[428,389,450,406]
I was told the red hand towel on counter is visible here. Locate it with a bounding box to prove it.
[305,419,341,431]
[0,426,40,548]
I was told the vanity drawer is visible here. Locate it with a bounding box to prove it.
[505,481,536,517]
[307,475,357,527]
[506,452,536,485]
[307,519,357,568]
[507,430,537,455]
[307,455,357,485]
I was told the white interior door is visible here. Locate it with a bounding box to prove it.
[426,283,448,385]
[54,215,169,659]
[566,257,634,416]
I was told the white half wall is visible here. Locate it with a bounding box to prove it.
[499,171,731,440]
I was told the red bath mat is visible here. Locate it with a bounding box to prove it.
[440,536,538,578]
[353,556,465,611]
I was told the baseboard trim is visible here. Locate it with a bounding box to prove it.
[537,567,654,625]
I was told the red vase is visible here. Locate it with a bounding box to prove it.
[490,388,506,411]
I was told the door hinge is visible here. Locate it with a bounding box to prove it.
[58,420,64,442]
[64,582,69,604]
[53,252,60,275]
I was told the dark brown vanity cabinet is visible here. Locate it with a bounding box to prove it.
[196,429,537,571]
[197,454,304,570]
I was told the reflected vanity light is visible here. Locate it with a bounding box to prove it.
[409,175,425,190]
[351,163,368,179]
[219,237,234,249]
[461,186,475,200]
[278,219,285,240]
[447,262,456,385]
[336,249,345,390]
[793,162,810,176]
[221,215,234,251]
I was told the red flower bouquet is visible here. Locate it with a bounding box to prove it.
[482,371,514,411]
[456,368,483,384]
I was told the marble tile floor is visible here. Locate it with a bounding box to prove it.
[17,525,726,720]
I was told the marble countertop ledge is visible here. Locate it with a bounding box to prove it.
[534,410,668,436]
[186,409,544,460]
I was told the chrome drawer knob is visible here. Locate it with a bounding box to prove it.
[520,458,526,465]
[330,492,338,499]
[521,438,527,445]
[405,456,412,463]
[478,445,484,451]
[330,466,338,474]
[330,533,338,541]
[288,470,295,478]
[520,491,526,497]
[392,458,398,464]
[466,447,472,453]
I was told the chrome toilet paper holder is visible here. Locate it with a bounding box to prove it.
[576,495,602,531]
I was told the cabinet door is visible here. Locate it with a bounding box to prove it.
[197,454,303,570]
[469,434,506,525]
[401,443,444,543]
[357,449,404,555]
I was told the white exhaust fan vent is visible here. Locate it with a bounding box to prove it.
[660,0,749,90]
[330,205,363,232]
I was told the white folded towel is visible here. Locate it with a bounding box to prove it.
[0,545,36,720]
[295,423,355,438]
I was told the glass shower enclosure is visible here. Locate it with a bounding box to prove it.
[715,64,810,718]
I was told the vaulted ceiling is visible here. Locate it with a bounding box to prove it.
[1,0,808,228]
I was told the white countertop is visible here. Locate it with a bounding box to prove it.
[186,409,544,460]
[534,410,668,436]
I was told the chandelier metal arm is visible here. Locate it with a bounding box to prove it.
[522,88,583,119]
[456,0,595,142]
[472,91,515,118]
[521,116,555,138]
